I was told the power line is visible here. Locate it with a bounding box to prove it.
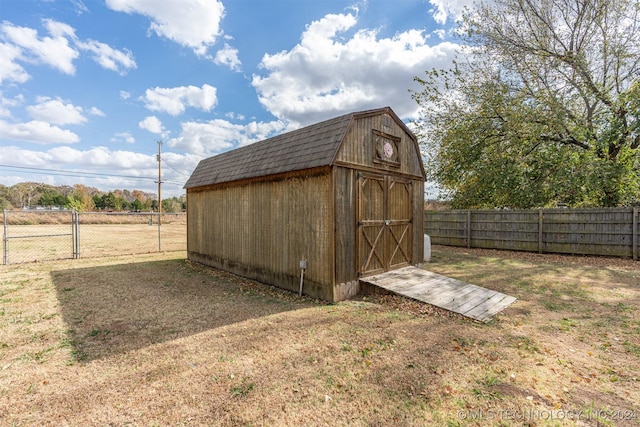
[0,164,155,180]
[0,164,185,186]
[163,159,191,177]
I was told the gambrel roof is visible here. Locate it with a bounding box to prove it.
[184,107,419,189]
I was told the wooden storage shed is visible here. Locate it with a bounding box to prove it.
[184,106,426,302]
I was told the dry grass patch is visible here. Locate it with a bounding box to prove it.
[3,223,185,264]
[0,248,638,426]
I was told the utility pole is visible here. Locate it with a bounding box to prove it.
[157,140,162,251]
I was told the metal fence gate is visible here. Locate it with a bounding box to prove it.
[3,209,79,264]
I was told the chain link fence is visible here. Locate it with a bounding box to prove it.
[2,210,77,264]
[2,210,186,264]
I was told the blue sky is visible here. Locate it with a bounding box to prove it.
[0,0,469,198]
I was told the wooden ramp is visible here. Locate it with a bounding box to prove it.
[360,266,516,322]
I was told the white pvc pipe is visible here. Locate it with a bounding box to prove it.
[299,268,305,297]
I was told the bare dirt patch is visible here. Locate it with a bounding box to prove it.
[1,247,638,426]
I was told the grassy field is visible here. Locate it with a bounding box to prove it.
[0,247,638,426]
[3,223,186,264]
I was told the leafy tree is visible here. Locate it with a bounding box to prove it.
[37,188,68,207]
[162,197,184,213]
[0,184,12,210]
[68,184,95,212]
[413,0,640,208]
[65,196,83,211]
[9,182,42,208]
[113,195,128,211]
[102,193,117,210]
[94,192,129,211]
[130,198,145,212]
[92,194,105,210]
[131,190,147,203]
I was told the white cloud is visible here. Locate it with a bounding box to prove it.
[46,146,153,169]
[0,19,136,77]
[26,97,87,125]
[72,0,90,15]
[0,119,79,144]
[433,29,446,40]
[167,118,286,156]
[0,145,152,171]
[225,111,245,121]
[139,115,164,134]
[113,132,135,144]
[428,0,470,25]
[43,19,77,39]
[0,93,24,118]
[0,42,29,84]
[89,107,105,116]
[252,12,461,125]
[120,91,131,100]
[142,84,217,116]
[1,20,79,75]
[214,43,241,71]
[105,0,225,56]
[76,39,136,75]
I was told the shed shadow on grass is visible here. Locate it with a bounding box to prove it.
[52,258,317,362]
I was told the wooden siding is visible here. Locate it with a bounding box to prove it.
[333,112,424,180]
[411,179,425,264]
[424,208,639,259]
[187,172,335,300]
[333,167,357,286]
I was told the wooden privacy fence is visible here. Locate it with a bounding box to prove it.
[424,208,639,260]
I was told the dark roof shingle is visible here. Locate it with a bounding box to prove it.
[184,108,378,189]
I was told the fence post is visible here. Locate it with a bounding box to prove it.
[70,210,74,259]
[538,209,543,254]
[73,210,80,259]
[3,209,7,265]
[466,210,471,249]
[633,207,638,261]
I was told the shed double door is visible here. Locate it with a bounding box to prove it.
[357,172,413,276]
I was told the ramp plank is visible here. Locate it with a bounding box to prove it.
[360,267,516,322]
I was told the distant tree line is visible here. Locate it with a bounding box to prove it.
[0,182,186,213]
